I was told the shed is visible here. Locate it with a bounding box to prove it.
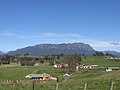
[106,67,119,72]
[108,67,119,70]
[63,73,70,80]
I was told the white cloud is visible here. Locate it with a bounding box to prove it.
[110,42,120,46]
[88,40,120,52]
[0,32,120,51]
[0,32,83,39]
[89,41,120,47]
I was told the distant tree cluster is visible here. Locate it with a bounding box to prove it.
[0,53,82,71]
[94,51,104,56]
[0,55,15,64]
[93,51,114,57]
[105,53,113,56]
[19,56,45,66]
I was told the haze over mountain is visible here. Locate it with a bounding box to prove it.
[7,43,95,56]
[102,51,120,56]
[0,51,4,55]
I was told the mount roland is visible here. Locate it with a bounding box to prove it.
[0,51,4,55]
[7,43,95,56]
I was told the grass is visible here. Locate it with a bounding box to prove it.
[0,63,64,80]
[0,55,120,90]
[81,55,120,67]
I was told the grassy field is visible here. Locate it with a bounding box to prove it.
[81,55,120,67]
[0,55,120,90]
[0,63,64,80]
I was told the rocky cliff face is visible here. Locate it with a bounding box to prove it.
[7,42,95,56]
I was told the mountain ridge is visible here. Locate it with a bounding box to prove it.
[7,42,95,56]
[0,51,4,55]
[102,50,120,56]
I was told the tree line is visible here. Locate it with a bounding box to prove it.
[0,54,82,72]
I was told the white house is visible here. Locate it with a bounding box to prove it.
[83,64,92,69]
[106,68,112,72]
[53,64,63,68]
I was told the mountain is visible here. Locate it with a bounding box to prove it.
[102,51,120,56]
[7,42,95,56]
[0,51,4,55]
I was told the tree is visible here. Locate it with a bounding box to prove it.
[0,55,14,64]
[95,51,104,56]
[63,54,82,72]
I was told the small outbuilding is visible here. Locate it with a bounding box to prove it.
[63,73,70,80]
[91,65,98,68]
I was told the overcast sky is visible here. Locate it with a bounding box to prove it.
[0,0,120,52]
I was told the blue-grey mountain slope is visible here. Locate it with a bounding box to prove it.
[0,51,4,55]
[7,43,95,56]
[102,51,120,56]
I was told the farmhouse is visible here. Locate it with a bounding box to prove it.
[81,64,92,69]
[25,73,57,80]
[53,64,63,68]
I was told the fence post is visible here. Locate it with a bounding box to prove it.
[56,83,58,90]
[32,80,35,90]
[109,80,114,90]
[13,84,16,90]
[56,77,59,90]
[84,83,87,90]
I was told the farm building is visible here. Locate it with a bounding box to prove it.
[34,63,40,67]
[63,73,70,80]
[80,64,98,69]
[83,64,92,69]
[53,64,68,68]
[106,56,120,61]
[91,65,98,68]
[106,67,119,72]
[25,73,57,81]
[53,64,63,68]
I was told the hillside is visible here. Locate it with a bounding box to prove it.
[7,42,95,56]
[0,51,4,55]
[102,51,120,56]
[0,55,120,90]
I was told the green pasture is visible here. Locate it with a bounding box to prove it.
[81,55,120,67]
[0,55,120,90]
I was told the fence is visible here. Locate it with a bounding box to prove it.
[0,79,44,84]
[0,79,120,90]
